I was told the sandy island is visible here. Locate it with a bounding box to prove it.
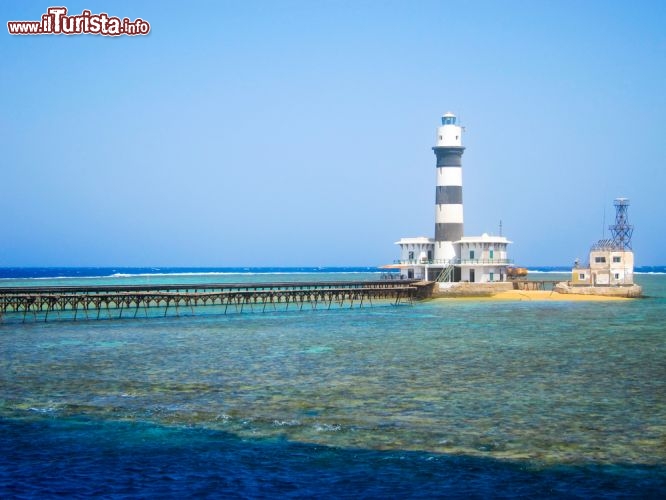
[454,290,631,302]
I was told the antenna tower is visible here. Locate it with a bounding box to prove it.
[609,198,633,250]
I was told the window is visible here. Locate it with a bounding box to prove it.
[613,256,621,263]
[579,273,586,280]
[408,251,414,260]
[614,273,620,279]
[594,256,606,263]
[489,249,494,260]
[470,250,475,259]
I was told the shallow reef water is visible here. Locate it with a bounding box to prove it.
[1,271,665,497]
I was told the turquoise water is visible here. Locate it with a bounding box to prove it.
[1,270,665,496]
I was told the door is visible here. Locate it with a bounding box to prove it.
[469,269,475,282]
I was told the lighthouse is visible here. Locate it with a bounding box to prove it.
[393,112,512,283]
[433,112,465,263]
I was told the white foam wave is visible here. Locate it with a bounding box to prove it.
[314,423,342,432]
[273,420,300,427]
[28,407,57,414]
[0,270,385,281]
[0,276,74,281]
[104,271,383,278]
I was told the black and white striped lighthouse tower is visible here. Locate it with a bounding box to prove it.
[433,112,465,263]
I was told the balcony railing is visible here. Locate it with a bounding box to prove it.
[458,259,513,266]
[394,258,513,266]
[394,259,452,265]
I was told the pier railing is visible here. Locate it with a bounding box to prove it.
[0,280,421,322]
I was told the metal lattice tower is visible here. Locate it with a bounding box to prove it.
[609,198,633,250]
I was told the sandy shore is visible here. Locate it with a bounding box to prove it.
[471,290,630,301]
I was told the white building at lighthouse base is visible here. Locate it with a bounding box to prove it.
[393,233,512,282]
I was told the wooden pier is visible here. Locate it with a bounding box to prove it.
[511,279,562,291]
[0,280,420,322]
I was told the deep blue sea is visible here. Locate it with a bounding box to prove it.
[1,267,665,498]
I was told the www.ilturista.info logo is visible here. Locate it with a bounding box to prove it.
[7,7,150,36]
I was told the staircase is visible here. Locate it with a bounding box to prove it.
[435,262,456,283]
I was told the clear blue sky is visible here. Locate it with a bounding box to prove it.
[2,0,665,267]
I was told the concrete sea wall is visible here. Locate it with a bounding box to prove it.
[432,282,514,298]
[553,282,643,298]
